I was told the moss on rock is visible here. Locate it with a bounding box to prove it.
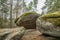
[41,11,60,18]
[40,18,60,26]
[15,12,40,29]
[41,11,60,26]
[36,11,60,37]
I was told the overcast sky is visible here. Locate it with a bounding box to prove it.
[25,0,46,13]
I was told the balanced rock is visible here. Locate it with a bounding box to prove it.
[36,11,60,37]
[15,12,40,29]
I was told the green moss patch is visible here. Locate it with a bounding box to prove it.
[41,11,60,18]
[41,18,60,26]
[40,11,60,26]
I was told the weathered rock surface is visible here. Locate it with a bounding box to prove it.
[0,27,25,40]
[36,11,60,37]
[15,12,40,29]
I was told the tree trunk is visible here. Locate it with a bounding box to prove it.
[16,0,19,18]
[22,0,24,13]
[1,13,4,28]
[10,0,13,28]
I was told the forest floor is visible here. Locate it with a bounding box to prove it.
[0,27,59,40]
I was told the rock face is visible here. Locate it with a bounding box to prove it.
[36,11,60,37]
[0,27,25,40]
[15,12,40,29]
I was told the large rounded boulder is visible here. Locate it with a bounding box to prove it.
[36,11,60,37]
[15,12,40,29]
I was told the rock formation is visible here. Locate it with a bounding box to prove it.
[36,11,60,37]
[15,12,40,29]
[0,27,25,40]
